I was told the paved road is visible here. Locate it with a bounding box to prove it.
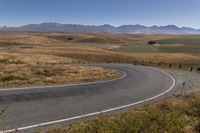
[0,64,175,132]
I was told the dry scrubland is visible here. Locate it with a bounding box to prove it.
[41,92,200,133]
[0,53,121,88]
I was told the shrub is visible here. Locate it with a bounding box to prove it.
[68,37,73,41]
[147,40,157,45]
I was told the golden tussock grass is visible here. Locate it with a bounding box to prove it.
[0,53,122,88]
[43,91,200,133]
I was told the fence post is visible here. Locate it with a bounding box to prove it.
[190,66,193,72]
[179,65,182,69]
[169,63,172,68]
[197,67,200,72]
[181,81,186,96]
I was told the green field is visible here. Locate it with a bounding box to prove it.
[160,45,200,53]
[117,44,200,54]
[116,45,159,53]
[157,37,200,45]
[117,36,200,54]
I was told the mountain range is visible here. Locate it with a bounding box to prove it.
[0,22,200,34]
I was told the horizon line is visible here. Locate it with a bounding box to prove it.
[1,22,200,30]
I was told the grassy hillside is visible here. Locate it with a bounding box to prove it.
[0,33,200,87]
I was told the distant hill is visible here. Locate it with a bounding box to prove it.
[1,22,200,34]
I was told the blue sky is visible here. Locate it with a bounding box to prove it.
[0,0,200,28]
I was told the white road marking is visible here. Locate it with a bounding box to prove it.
[0,66,176,133]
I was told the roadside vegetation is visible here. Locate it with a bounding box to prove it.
[43,91,200,133]
[0,53,122,88]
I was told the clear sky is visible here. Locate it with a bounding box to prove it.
[0,0,200,28]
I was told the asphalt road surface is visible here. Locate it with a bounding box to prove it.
[0,64,175,132]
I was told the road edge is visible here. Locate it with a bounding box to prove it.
[0,66,176,133]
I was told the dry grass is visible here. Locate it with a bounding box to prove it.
[0,33,56,45]
[0,32,200,87]
[43,91,200,133]
[18,44,200,65]
[44,33,177,45]
[0,53,122,88]
[0,33,197,65]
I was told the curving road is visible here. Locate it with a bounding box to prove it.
[0,64,176,132]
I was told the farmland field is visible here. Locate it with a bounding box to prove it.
[116,44,159,53]
[117,36,200,54]
[117,44,200,54]
[156,36,200,44]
